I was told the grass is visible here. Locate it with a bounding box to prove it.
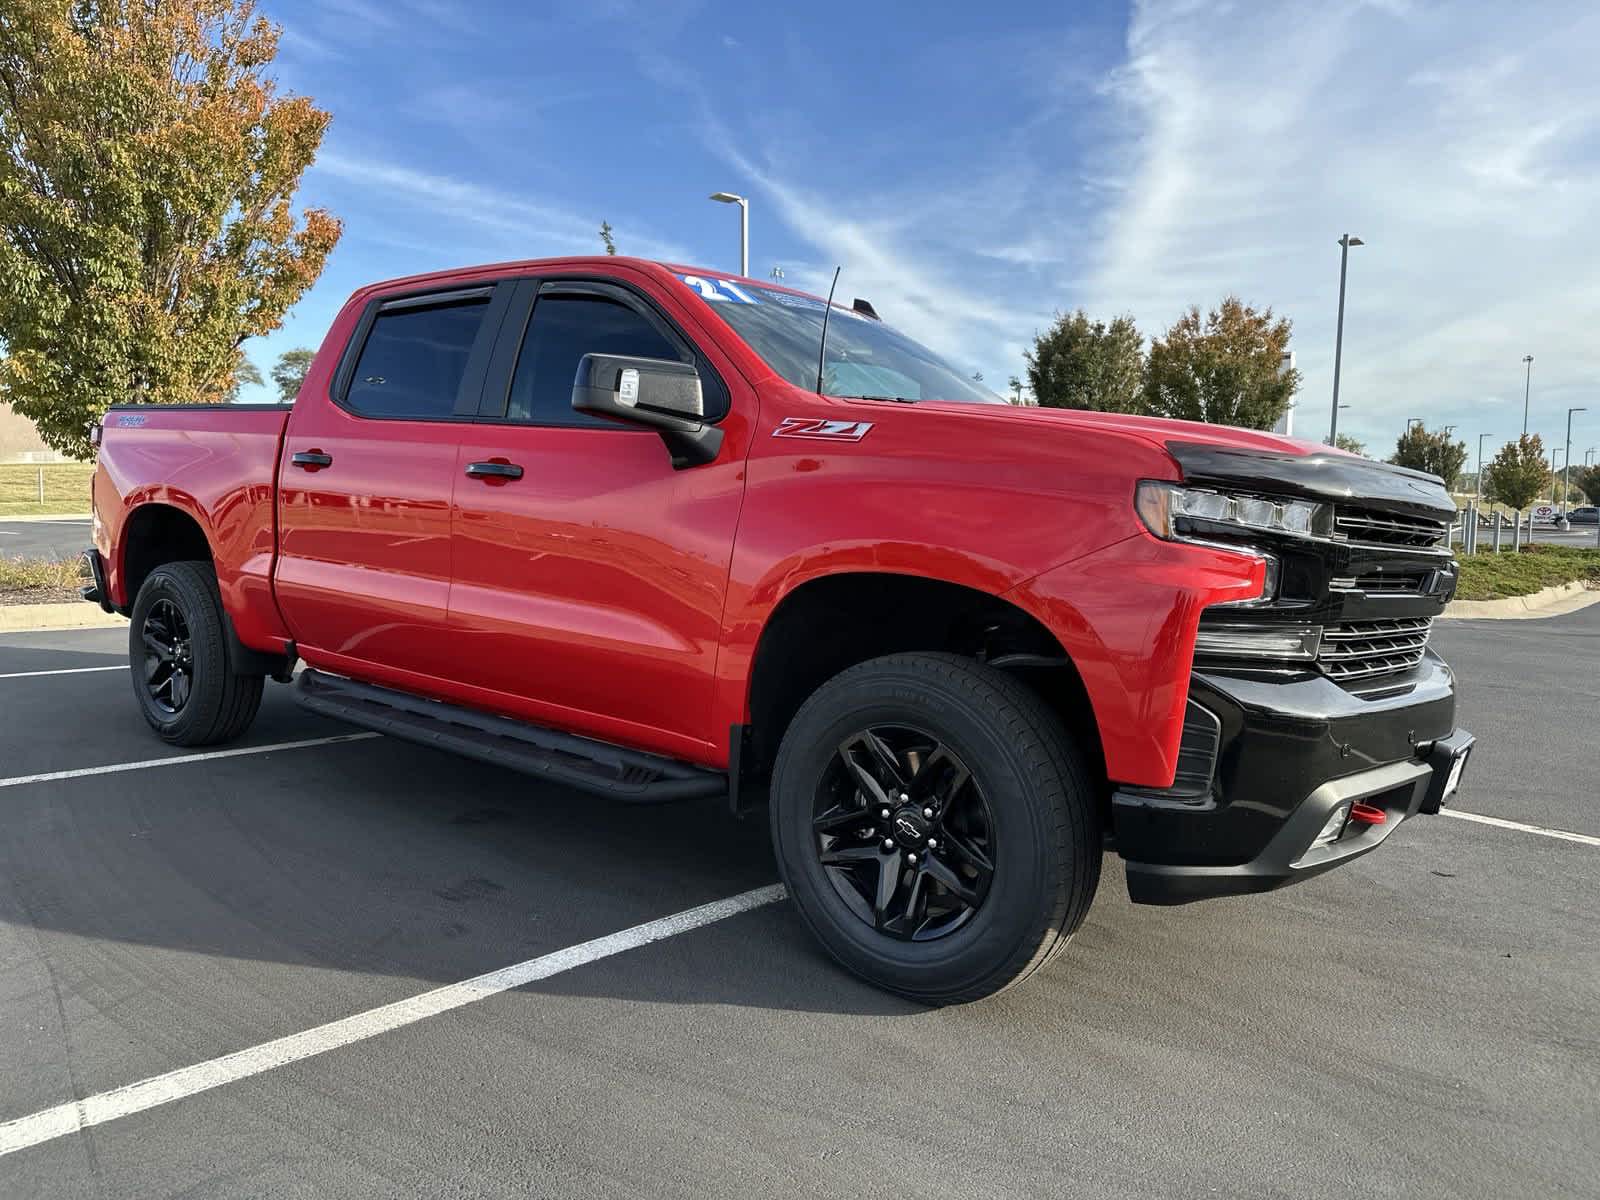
[0,462,95,516]
[1455,544,1600,601]
[0,554,86,605]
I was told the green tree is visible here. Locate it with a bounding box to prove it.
[1142,297,1298,429]
[225,355,262,402]
[1024,310,1143,412]
[270,347,314,403]
[1483,434,1551,512]
[1389,424,1469,491]
[1007,374,1023,404]
[1575,464,1600,504]
[598,220,616,255]
[0,0,341,458]
[1334,433,1366,456]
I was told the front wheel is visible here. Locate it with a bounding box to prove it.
[770,652,1101,1004]
[129,561,263,746]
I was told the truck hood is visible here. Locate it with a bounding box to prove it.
[983,405,1455,522]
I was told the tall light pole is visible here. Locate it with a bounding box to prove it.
[708,192,748,278]
[1521,354,1534,436]
[1586,447,1598,466]
[1563,406,1587,521]
[1328,234,1363,445]
[1476,433,1494,504]
[1406,417,1424,431]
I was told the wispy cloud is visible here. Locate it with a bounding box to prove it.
[1087,0,1600,448]
[311,150,693,263]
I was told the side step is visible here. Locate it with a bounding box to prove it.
[294,669,724,803]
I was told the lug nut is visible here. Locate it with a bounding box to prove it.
[882,838,895,852]
[906,852,918,864]
[899,793,910,803]
[879,808,890,819]
[926,837,938,849]
[922,806,934,819]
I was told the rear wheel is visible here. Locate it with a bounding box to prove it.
[770,652,1101,1004]
[129,561,263,746]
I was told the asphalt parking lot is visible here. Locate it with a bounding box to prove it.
[0,616,1596,1199]
[0,518,90,561]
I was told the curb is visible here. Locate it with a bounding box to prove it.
[1441,581,1600,621]
[0,602,126,633]
[0,512,92,522]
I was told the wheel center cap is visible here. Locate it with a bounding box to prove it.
[891,807,928,848]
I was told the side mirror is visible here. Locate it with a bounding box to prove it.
[572,354,723,468]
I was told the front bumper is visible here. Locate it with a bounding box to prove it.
[1114,652,1474,904]
[80,547,116,614]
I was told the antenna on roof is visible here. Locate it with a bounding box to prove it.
[815,266,841,396]
[852,298,878,320]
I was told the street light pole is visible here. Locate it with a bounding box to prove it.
[1521,354,1534,437]
[708,192,748,277]
[1476,433,1494,504]
[1328,234,1362,445]
[1563,406,1587,522]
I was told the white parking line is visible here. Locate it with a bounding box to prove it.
[1441,808,1600,848]
[0,664,129,680]
[0,883,787,1157]
[0,732,381,790]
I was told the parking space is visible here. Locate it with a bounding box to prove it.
[1,618,1596,1198]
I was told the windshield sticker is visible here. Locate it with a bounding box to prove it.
[677,274,759,304]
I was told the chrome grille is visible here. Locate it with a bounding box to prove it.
[1334,508,1448,550]
[1318,617,1433,681]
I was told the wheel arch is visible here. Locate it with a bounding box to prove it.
[741,570,1108,799]
[117,501,215,611]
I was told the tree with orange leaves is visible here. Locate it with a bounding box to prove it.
[0,1,341,456]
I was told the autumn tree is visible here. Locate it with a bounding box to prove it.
[225,355,262,401]
[1334,433,1366,456]
[270,346,314,403]
[1389,424,1469,491]
[1483,434,1551,512]
[1575,464,1600,504]
[598,220,616,255]
[1025,310,1144,413]
[1143,297,1299,430]
[0,1,341,457]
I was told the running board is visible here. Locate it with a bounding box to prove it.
[293,670,724,803]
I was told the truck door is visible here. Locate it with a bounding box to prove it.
[447,275,751,763]
[276,282,511,685]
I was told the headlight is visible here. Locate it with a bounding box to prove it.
[1135,481,1330,542]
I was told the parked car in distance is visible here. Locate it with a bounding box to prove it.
[1564,506,1599,524]
[83,256,1475,1003]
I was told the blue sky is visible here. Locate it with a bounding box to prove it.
[248,0,1600,463]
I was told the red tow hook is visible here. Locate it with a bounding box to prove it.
[1348,802,1387,826]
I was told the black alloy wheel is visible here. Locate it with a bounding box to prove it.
[771,652,1101,1004]
[141,597,194,714]
[128,560,264,746]
[813,727,996,941]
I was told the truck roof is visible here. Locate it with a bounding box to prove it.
[350,256,836,308]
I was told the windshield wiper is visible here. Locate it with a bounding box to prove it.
[840,394,918,404]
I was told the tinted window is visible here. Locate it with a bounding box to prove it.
[345,299,488,419]
[506,292,684,425]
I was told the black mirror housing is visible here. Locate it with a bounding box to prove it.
[572,354,723,468]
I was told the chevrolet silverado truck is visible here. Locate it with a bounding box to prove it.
[84,257,1474,1003]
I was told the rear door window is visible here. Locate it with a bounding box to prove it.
[345,297,491,419]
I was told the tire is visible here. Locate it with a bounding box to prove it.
[128,560,263,747]
[770,652,1101,1004]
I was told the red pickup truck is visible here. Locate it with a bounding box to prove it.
[85,256,1474,1002]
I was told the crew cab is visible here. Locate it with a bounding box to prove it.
[84,256,1474,1003]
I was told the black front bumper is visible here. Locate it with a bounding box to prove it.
[1115,653,1474,905]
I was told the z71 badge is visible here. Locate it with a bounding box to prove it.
[772,417,874,442]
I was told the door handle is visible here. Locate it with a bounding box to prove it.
[465,460,524,481]
[291,450,333,470]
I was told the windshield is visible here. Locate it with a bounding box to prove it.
[676,274,1004,404]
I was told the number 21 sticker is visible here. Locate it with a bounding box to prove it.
[677,274,759,304]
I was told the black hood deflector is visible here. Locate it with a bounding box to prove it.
[1166,441,1455,522]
